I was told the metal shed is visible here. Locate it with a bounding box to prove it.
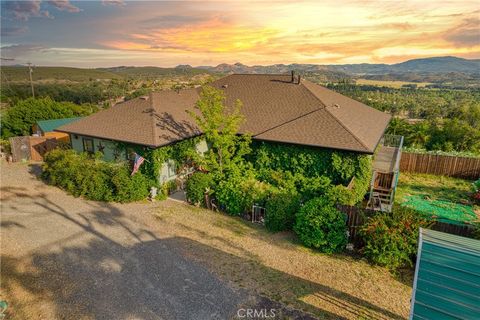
[410,228,480,319]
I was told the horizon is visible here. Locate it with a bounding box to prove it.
[1,1,479,68]
[2,55,478,69]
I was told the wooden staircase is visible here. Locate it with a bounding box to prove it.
[368,180,394,212]
[367,134,404,212]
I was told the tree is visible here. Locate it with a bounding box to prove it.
[1,97,97,138]
[188,86,251,176]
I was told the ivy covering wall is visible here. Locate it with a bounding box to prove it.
[114,136,202,183]
[249,141,373,205]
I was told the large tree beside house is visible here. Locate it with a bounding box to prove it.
[187,86,251,175]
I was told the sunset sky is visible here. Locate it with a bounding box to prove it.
[1,0,479,67]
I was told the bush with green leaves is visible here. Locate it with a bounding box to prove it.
[359,207,430,270]
[43,149,150,202]
[265,189,300,232]
[293,197,347,253]
[215,173,271,215]
[1,97,97,138]
[186,172,214,206]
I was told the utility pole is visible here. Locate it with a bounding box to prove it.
[27,62,35,98]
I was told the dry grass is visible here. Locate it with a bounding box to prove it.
[152,201,412,319]
[0,162,411,319]
[356,79,431,88]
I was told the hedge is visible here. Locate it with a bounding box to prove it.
[42,149,150,202]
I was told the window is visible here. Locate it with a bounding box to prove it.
[167,160,176,178]
[159,160,177,184]
[82,138,94,154]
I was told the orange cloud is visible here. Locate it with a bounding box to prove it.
[103,17,279,54]
[65,1,480,65]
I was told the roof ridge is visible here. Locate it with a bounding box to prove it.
[301,80,370,151]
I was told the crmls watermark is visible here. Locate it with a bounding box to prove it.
[237,308,277,318]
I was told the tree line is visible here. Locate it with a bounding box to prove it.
[328,83,480,154]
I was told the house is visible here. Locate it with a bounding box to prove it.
[56,74,391,184]
[409,228,480,319]
[33,117,83,143]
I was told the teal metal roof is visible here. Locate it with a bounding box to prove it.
[37,117,82,133]
[410,228,480,319]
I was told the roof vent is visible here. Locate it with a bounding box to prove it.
[333,103,340,108]
[139,95,149,100]
[222,84,229,89]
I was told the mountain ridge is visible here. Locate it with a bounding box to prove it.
[194,56,480,75]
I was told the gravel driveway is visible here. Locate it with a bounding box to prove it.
[1,162,248,319]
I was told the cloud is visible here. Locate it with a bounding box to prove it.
[1,26,28,37]
[102,0,125,6]
[103,17,278,54]
[46,0,81,13]
[2,0,80,21]
[0,44,47,58]
[139,15,205,29]
[3,1,50,21]
[444,17,480,47]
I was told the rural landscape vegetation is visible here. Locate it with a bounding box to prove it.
[1,0,480,319]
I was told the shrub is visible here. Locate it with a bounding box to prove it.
[359,206,430,270]
[472,179,480,204]
[43,149,150,202]
[215,173,270,215]
[293,197,347,253]
[186,172,214,206]
[110,166,150,202]
[265,189,300,232]
[215,174,247,215]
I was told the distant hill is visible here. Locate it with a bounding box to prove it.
[2,56,478,85]
[98,66,210,79]
[391,56,480,73]
[197,56,480,76]
[1,66,121,82]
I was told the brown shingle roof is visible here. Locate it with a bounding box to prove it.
[57,74,391,153]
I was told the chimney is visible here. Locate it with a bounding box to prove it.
[291,70,295,83]
[297,74,301,85]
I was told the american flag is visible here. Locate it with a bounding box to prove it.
[131,153,145,176]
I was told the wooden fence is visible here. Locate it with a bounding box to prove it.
[337,205,375,247]
[9,136,58,162]
[400,152,480,179]
[337,205,476,247]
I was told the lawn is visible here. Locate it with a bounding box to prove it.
[395,172,479,224]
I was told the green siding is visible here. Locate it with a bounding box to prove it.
[70,134,126,161]
[410,229,480,320]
